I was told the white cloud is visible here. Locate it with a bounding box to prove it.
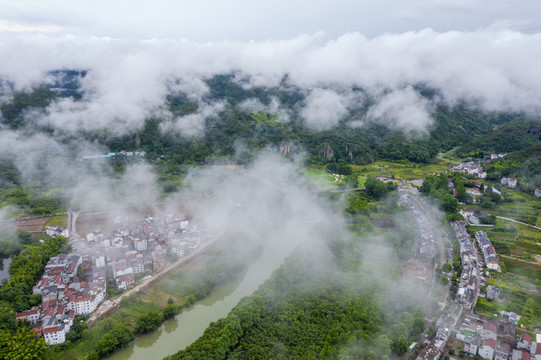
[160,101,225,137]
[366,87,433,132]
[301,88,349,130]
[1,28,541,134]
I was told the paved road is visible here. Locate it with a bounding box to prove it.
[496,216,541,230]
[398,183,448,299]
[437,148,460,164]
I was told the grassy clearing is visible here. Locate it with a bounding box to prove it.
[358,176,367,188]
[302,168,344,190]
[351,160,448,180]
[503,257,541,280]
[476,283,541,328]
[44,214,68,228]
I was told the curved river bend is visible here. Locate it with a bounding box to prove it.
[108,224,312,360]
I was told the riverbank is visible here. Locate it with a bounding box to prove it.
[107,222,316,360]
[55,231,253,360]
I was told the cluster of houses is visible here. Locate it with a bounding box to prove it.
[16,253,106,345]
[84,213,203,291]
[45,225,70,238]
[450,161,488,179]
[475,231,500,271]
[15,212,207,346]
[417,305,463,359]
[459,208,492,226]
[455,314,540,360]
[418,307,540,360]
[450,221,480,310]
[483,154,507,162]
[501,177,518,189]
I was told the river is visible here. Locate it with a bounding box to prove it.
[108,223,313,360]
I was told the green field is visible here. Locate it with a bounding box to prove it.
[302,167,344,190]
[351,160,448,180]
[466,184,541,328]
[503,257,541,280]
[358,176,367,188]
[44,214,68,228]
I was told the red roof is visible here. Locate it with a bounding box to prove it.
[484,322,498,335]
[75,296,91,302]
[519,333,532,343]
[44,307,54,317]
[43,326,62,334]
[523,351,531,360]
[16,309,39,317]
[484,338,496,349]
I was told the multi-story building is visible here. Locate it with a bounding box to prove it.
[43,325,65,345]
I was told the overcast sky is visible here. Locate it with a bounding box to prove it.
[0,1,540,135]
[0,0,540,41]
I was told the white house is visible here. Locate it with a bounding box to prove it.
[494,343,510,360]
[518,334,533,351]
[74,296,93,315]
[180,220,189,230]
[43,325,66,345]
[507,178,518,188]
[512,349,528,360]
[482,321,498,341]
[16,309,40,324]
[132,256,145,274]
[45,226,69,238]
[172,248,185,259]
[95,255,106,268]
[502,177,518,188]
[535,189,541,198]
[479,338,496,360]
[134,238,148,252]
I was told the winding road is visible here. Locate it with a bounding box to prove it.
[437,148,460,164]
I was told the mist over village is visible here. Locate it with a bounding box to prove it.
[0,1,540,360]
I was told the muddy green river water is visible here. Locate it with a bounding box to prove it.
[107,224,312,360]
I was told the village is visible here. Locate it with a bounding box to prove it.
[388,155,541,360]
[10,155,540,355]
[15,211,209,346]
[416,218,540,360]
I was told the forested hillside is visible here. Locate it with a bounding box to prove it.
[165,226,427,360]
[458,118,541,155]
[1,74,536,171]
[484,143,541,191]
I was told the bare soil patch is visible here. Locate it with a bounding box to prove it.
[1,216,52,234]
